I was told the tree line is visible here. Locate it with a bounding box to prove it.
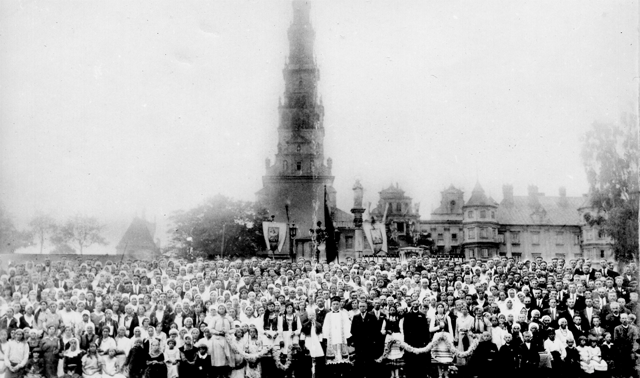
[0,210,107,254]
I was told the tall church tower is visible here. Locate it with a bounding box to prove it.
[257,0,336,255]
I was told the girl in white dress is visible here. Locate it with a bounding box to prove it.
[100,349,125,378]
[163,339,179,378]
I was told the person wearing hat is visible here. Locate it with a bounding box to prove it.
[24,348,45,378]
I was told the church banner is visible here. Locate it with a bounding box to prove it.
[363,219,387,255]
[262,222,287,253]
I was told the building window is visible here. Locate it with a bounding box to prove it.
[511,232,520,244]
[296,144,301,152]
[437,233,444,245]
[555,253,566,258]
[498,233,505,244]
[574,233,580,245]
[283,160,288,172]
[532,253,542,259]
[598,230,606,239]
[491,211,495,219]
[451,233,458,242]
[600,250,605,258]
[468,229,475,240]
[480,210,487,219]
[480,228,488,239]
[532,232,540,245]
[586,230,592,241]
[481,249,489,258]
[556,232,564,245]
[467,210,474,218]
[296,161,302,171]
[397,222,405,233]
[345,236,354,249]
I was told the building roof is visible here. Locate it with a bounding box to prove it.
[116,217,157,253]
[380,183,406,196]
[464,182,496,207]
[497,195,584,226]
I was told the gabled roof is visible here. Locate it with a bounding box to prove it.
[116,217,157,253]
[464,182,496,207]
[497,195,584,225]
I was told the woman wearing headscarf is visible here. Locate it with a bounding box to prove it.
[143,339,165,378]
[123,339,146,378]
[61,338,83,378]
[210,305,232,376]
[277,302,302,349]
[227,328,246,378]
[5,329,29,378]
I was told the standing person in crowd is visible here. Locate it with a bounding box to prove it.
[5,329,29,378]
[39,326,59,378]
[144,339,166,378]
[403,299,429,378]
[0,253,636,378]
[209,305,231,377]
[350,300,377,378]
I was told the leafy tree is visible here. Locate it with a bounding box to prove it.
[29,213,58,254]
[0,205,32,253]
[581,113,639,263]
[53,215,108,255]
[169,195,268,260]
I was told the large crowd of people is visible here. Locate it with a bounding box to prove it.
[0,254,637,378]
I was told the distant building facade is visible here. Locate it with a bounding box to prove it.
[370,183,421,248]
[416,183,613,261]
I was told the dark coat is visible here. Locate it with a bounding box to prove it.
[349,312,378,358]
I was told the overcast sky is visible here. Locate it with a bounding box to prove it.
[1,0,637,252]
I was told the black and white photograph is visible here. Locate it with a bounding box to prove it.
[0,0,638,377]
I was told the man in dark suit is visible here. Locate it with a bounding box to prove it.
[542,298,561,328]
[0,308,19,335]
[569,314,588,339]
[518,331,540,378]
[403,300,430,378]
[581,298,600,328]
[369,299,387,357]
[314,297,328,326]
[531,288,545,313]
[350,301,378,378]
[560,298,580,327]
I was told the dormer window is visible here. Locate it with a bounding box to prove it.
[480,210,487,219]
[467,210,474,218]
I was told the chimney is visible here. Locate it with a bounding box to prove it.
[528,185,540,207]
[559,187,566,197]
[502,184,514,206]
[558,186,568,206]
